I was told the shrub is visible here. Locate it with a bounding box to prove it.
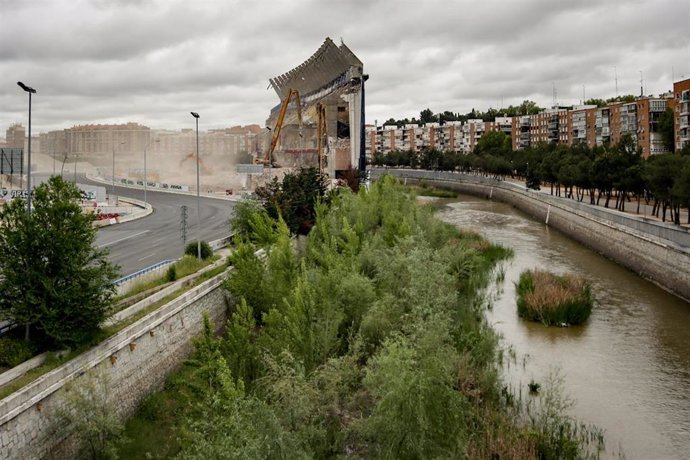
[165,265,177,282]
[184,240,213,260]
[0,337,36,367]
[516,270,593,326]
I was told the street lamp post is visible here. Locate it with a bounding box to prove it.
[191,112,201,260]
[17,81,36,214]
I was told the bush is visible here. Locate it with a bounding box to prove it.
[184,240,213,260]
[0,337,36,367]
[165,265,177,282]
[516,270,593,326]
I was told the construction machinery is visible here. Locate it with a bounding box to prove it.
[258,88,303,166]
[180,152,210,174]
[315,103,329,174]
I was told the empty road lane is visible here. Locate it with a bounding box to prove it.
[85,178,236,276]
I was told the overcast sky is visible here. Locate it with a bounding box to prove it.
[1,0,689,134]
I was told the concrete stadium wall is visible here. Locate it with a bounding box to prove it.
[372,169,690,302]
[0,271,232,459]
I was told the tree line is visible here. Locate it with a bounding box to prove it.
[372,131,690,224]
[382,101,545,127]
[381,97,644,128]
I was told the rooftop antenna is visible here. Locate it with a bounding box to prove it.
[552,82,557,108]
[639,70,644,97]
[614,66,618,98]
[582,84,586,104]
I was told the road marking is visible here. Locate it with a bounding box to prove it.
[137,253,155,262]
[97,230,150,248]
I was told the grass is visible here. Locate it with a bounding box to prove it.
[0,261,230,401]
[116,255,219,302]
[116,360,199,458]
[411,183,459,198]
[516,270,593,326]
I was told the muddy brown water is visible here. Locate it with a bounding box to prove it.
[439,195,690,460]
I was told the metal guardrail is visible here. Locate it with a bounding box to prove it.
[114,259,175,286]
[0,320,16,336]
[114,233,236,286]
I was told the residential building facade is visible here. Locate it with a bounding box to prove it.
[674,78,690,151]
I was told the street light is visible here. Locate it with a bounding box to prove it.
[112,141,125,204]
[17,81,36,214]
[190,111,201,261]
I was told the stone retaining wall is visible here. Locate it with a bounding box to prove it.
[0,271,231,459]
[373,169,690,302]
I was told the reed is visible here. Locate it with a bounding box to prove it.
[516,270,593,326]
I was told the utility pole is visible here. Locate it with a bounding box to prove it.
[180,205,188,245]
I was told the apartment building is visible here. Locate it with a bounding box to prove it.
[62,123,151,160]
[368,80,688,160]
[674,78,690,151]
[512,116,531,150]
[568,105,597,147]
[595,107,611,146]
[36,123,261,167]
[3,124,26,149]
[636,98,668,157]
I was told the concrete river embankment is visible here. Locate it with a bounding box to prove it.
[371,168,690,302]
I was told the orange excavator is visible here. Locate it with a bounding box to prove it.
[316,103,328,173]
[180,152,210,174]
[257,88,303,166]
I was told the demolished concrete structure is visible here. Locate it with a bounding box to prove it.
[261,37,366,178]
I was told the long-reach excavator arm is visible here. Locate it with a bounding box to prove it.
[316,103,328,174]
[258,88,302,166]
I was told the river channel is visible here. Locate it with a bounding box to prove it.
[438,194,690,459]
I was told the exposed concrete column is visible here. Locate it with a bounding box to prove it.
[347,89,362,169]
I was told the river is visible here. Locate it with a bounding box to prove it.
[438,195,690,460]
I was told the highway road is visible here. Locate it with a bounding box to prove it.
[82,177,236,276]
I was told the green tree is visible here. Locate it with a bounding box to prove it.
[419,147,443,170]
[672,156,690,224]
[643,153,682,222]
[474,130,511,157]
[0,176,119,347]
[255,167,327,235]
[518,99,543,115]
[658,107,676,153]
[420,108,438,124]
[584,98,607,108]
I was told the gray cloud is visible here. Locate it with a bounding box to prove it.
[1,0,688,134]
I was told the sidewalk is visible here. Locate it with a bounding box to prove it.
[502,176,690,230]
